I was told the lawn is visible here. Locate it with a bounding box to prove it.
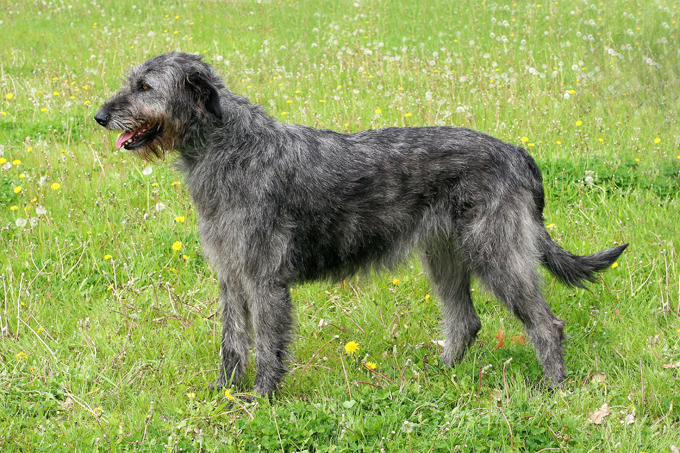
[1,0,679,451]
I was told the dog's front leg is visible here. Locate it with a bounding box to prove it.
[250,283,294,398]
[213,277,251,391]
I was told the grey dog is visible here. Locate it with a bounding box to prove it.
[95,52,627,398]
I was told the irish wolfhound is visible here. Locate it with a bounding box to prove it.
[95,52,627,398]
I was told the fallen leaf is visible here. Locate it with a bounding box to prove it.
[511,332,526,345]
[589,403,611,425]
[662,362,680,369]
[495,329,505,349]
[59,396,73,410]
[591,372,606,383]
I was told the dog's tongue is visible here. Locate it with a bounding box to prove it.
[116,130,136,149]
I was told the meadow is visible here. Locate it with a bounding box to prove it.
[1,0,679,451]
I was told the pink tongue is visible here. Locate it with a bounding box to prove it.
[116,130,136,149]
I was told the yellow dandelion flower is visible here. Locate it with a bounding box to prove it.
[224,389,234,401]
[171,181,181,186]
[344,341,359,355]
[53,91,60,96]
[15,351,28,362]
[6,93,14,99]
[556,140,562,145]
[365,361,377,370]
[281,111,288,115]
[51,183,61,190]
[92,407,103,417]
[41,108,47,112]
[0,158,6,164]
[375,108,382,114]
[319,99,325,103]
[635,158,640,162]
[521,136,529,143]
[598,138,604,142]
[654,137,661,144]
[10,206,19,211]
[13,186,22,194]
[404,112,412,117]
[104,254,112,260]
[37,327,44,334]
[183,254,189,260]
[611,262,619,269]
[12,159,21,165]
[175,216,185,223]
[575,120,582,126]
[172,241,183,251]
[186,392,196,399]
[425,294,431,301]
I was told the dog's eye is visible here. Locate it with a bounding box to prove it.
[138,82,151,92]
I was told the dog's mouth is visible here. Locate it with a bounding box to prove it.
[115,123,162,150]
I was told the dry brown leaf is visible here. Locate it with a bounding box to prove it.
[589,403,611,425]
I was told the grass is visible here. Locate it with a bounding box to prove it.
[1,0,679,451]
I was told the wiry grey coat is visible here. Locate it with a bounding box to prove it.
[95,52,627,398]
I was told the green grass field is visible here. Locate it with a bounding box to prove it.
[1,0,679,451]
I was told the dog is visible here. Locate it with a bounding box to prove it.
[95,52,627,397]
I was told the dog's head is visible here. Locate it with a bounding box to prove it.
[94,52,223,160]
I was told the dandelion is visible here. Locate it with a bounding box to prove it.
[425,294,431,301]
[575,120,582,126]
[15,351,28,362]
[51,183,61,190]
[365,362,377,370]
[520,136,529,143]
[10,206,18,211]
[375,108,382,114]
[344,341,359,355]
[6,93,13,99]
[611,262,619,269]
[175,216,185,223]
[12,159,21,166]
[556,141,562,145]
[13,186,22,194]
[224,389,234,401]
[654,137,661,144]
[92,407,103,417]
[171,181,181,186]
[547,223,556,229]
[142,166,153,176]
[392,278,400,285]
[0,158,6,164]
[186,392,196,399]
[172,241,183,251]
[104,254,112,260]
[155,202,166,211]
[37,327,45,334]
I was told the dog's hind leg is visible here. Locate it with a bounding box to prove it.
[464,206,567,388]
[421,241,482,366]
[214,277,252,391]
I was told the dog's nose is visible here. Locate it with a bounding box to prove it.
[94,110,109,126]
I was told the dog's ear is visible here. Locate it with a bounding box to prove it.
[186,72,223,119]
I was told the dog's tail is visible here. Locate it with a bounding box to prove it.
[539,231,628,289]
